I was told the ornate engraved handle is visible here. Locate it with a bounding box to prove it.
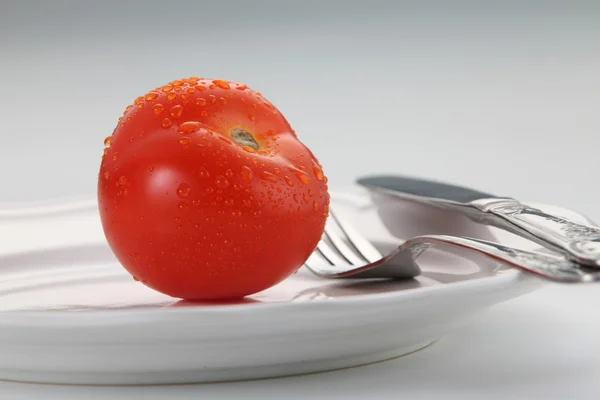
[485,202,600,267]
[411,235,589,282]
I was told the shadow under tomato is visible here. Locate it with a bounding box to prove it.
[166,297,262,308]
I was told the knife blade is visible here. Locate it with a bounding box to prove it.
[357,174,600,267]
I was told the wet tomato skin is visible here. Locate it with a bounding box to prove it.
[98,78,329,300]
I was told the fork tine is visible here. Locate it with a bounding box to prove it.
[324,212,371,266]
[304,246,332,269]
[329,209,382,263]
[313,237,353,268]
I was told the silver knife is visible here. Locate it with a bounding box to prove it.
[357,174,600,267]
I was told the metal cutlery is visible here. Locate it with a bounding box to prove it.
[357,174,600,267]
[304,209,600,283]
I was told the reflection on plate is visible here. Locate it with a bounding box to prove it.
[0,187,569,385]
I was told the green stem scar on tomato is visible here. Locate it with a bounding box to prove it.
[231,128,260,150]
[98,77,329,300]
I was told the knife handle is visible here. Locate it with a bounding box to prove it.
[484,201,600,267]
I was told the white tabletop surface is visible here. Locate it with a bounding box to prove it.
[1,1,600,398]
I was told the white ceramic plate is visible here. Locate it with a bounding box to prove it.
[0,187,584,385]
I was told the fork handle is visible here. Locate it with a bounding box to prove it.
[409,235,590,283]
[476,200,600,267]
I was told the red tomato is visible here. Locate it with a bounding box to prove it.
[98,78,329,300]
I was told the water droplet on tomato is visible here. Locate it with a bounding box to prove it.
[162,84,173,92]
[112,152,119,161]
[312,200,319,211]
[215,175,230,189]
[241,166,253,183]
[284,176,294,186]
[225,169,234,178]
[224,198,234,207]
[208,95,216,104]
[103,171,111,180]
[262,171,277,182]
[118,176,127,186]
[212,79,231,89]
[103,136,113,148]
[218,135,232,145]
[170,104,183,119]
[167,92,177,101]
[178,202,188,211]
[178,121,202,135]
[236,83,247,90]
[248,113,255,121]
[296,170,310,184]
[172,79,184,86]
[219,97,227,105]
[313,162,324,181]
[145,92,159,101]
[149,165,155,173]
[195,85,206,92]
[196,98,207,106]
[174,86,182,92]
[273,167,281,175]
[162,118,172,128]
[187,87,196,94]
[198,167,210,179]
[177,183,191,198]
[179,137,191,146]
[206,187,214,194]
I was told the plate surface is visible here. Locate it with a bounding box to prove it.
[0,188,563,385]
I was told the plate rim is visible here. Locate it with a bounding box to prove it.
[0,266,530,327]
[0,187,536,327]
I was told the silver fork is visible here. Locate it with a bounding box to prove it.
[304,209,600,283]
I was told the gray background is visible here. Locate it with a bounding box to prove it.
[1,0,599,219]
